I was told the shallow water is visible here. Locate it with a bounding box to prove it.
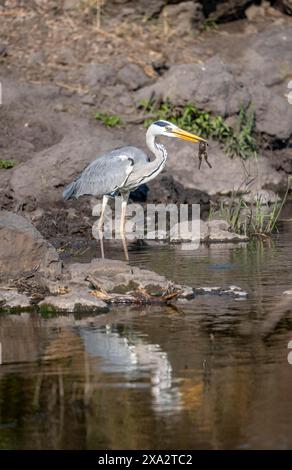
[1,220,292,449]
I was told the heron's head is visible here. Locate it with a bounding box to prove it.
[151,120,207,144]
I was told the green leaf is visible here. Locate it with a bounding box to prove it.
[0,159,15,169]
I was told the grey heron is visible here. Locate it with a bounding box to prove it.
[63,120,207,260]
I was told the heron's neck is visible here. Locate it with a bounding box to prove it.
[125,131,168,189]
[146,131,168,170]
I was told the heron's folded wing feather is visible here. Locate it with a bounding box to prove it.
[74,147,148,198]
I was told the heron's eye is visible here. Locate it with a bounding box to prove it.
[165,126,172,132]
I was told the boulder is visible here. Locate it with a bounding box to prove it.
[0,211,62,277]
[169,219,248,242]
[136,56,250,117]
[239,26,292,88]
[0,289,31,309]
[40,289,108,313]
[147,174,210,210]
[55,47,76,66]
[136,55,292,140]
[207,219,248,242]
[80,63,116,88]
[65,258,169,293]
[9,129,123,206]
[117,63,150,91]
[248,78,292,140]
[0,251,250,309]
[122,0,165,17]
[194,285,248,297]
[164,140,286,196]
[161,1,204,35]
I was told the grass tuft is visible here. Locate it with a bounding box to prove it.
[95,111,122,127]
[202,19,219,32]
[0,159,15,169]
[209,177,292,237]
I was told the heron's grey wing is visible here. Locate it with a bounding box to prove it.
[64,146,149,199]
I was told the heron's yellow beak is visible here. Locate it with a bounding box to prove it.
[171,128,207,143]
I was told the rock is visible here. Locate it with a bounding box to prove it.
[80,94,96,106]
[136,54,292,140]
[208,219,230,231]
[0,289,31,309]
[162,1,204,35]
[165,140,286,197]
[128,0,165,17]
[65,258,170,294]
[176,284,195,300]
[9,129,123,206]
[96,83,134,113]
[233,26,292,89]
[248,77,292,140]
[63,0,82,10]
[0,211,62,277]
[136,56,250,117]
[29,51,46,65]
[27,208,45,224]
[147,174,210,211]
[245,4,266,21]
[200,220,209,239]
[0,251,249,309]
[206,219,248,242]
[146,229,168,240]
[170,219,205,243]
[55,47,76,66]
[194,285,248,298]
[117,63,150,91]
[242,189,279,204]
[271,149,292,175]
[244,2,283,21]
[38,257,198,307]
[169,218,248,244]
[80,63,116,88]
[40,289,108,313]
[53,102,68,112]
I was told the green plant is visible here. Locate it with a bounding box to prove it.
[95,112,122,127]
[140,100,257,160]
[202,19,218,32]
[0,159,15,169]
[225,107,257,160]
[209,177,291,237]
[39,303,57,318]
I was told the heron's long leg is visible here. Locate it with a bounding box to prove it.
[98,195,109,259]
[120,193,129,262]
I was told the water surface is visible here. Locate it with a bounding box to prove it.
[1,220,292,449]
